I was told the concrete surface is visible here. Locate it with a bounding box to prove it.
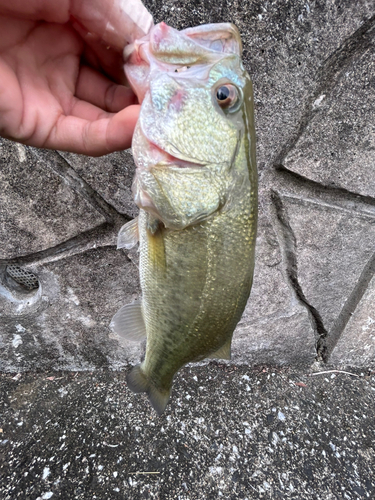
[1,365,374,499]
[1,0,374,370]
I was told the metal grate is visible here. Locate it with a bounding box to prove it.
[6,265,39,290]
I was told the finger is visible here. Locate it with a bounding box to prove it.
[40,104,140,156]
[0,1,69,23]
[70,0,153,50]
[78,30,127,84]
[75,66,137,113]
[0,56,23,135]
[70,98,110,122]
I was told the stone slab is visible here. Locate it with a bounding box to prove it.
[284,40,375,197]
[0,140,106,260]
[330,273,375,367]
[0,248,140,371]
[283,197,375,335]
[59,150,138,219]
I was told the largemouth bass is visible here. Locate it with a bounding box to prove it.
[111,22,257,415]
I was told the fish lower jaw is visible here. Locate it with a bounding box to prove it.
[158,158,206,169]
[135,126,207,168]
[136,152,206,170]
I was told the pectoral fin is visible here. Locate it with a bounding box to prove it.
[117,217,139,250]
[110,300,146,342]
[207,338,232,360]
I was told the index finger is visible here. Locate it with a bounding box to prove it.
[0,0,153,50]
[41,105,140,156]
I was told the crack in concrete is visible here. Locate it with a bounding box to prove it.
[324,252,375,362]
[270,191,328,360]
[267,13,375,362]
[275,166,375,219]
[268,169,375,363]
[0,150,133,267]
[0,223,130,268]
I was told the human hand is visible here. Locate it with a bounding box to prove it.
[0,0,153,156]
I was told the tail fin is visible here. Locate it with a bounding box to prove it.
[127,364,171,416]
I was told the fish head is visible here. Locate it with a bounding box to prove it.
[124,22,256,225]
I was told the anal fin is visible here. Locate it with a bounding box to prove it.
[110,300,146,342]
[207,338,232,360]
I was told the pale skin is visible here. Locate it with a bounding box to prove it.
[0,0,153,156]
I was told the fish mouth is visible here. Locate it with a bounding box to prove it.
[151,142,206,168]
[138,128,207,169]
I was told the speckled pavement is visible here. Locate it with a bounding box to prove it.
[1,364,374,499]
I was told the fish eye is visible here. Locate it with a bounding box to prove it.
[215,84,240,111]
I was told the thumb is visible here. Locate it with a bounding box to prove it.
[42,105,140,156]
[105,104,140,153]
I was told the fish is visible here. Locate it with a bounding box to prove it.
[111,22,257,415]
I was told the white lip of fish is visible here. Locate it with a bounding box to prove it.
[137,128,207,170]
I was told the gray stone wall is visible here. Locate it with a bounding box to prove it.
[1,0,374,371]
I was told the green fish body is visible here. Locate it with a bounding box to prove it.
[112,22,257,414]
